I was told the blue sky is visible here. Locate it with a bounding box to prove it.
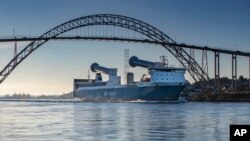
[0,0,249,95]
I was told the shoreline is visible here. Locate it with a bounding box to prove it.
[187,92,250,102]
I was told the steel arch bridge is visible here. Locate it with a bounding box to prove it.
[0,14,209,84]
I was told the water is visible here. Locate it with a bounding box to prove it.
[0,100,249,141]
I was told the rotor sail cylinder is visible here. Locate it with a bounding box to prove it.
[91,63,117,75]
[129,56,155,68]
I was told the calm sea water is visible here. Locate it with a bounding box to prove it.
[0,100,249,141]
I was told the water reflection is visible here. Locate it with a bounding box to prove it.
[0,101,249,141]
[73,103,186,141]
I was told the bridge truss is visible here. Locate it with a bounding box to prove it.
[0,14,249,90]
[0,14,210,85]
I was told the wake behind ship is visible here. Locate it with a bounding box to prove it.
[73,56,186,101]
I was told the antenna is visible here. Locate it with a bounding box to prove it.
[87,69,90,82]
[124,49,129,84]
[160,55,168,66]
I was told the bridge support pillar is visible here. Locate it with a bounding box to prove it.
[248,56,250,90]
[202,50,208,76]
[190,48,195,60]
[14,37,17,65]
[214,52,220,91]
[232,54,237,91]
[201,50,209,88]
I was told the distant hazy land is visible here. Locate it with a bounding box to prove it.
[0,92,73,99]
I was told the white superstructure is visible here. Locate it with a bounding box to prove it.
[150,69,185,83]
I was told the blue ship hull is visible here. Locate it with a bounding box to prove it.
[74,85,185,102]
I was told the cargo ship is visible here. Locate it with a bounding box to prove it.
[73,56,186,101]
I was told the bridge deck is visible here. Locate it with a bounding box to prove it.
[0,36,249,57]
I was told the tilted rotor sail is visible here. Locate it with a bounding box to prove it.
[90,63,120,85]
[129,56,156,69]
[91,63,117,76]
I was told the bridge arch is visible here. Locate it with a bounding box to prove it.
[0,14,209,84]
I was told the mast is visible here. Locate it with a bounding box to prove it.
[160,55,168,67]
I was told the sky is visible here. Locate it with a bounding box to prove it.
[0,0,250,95]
